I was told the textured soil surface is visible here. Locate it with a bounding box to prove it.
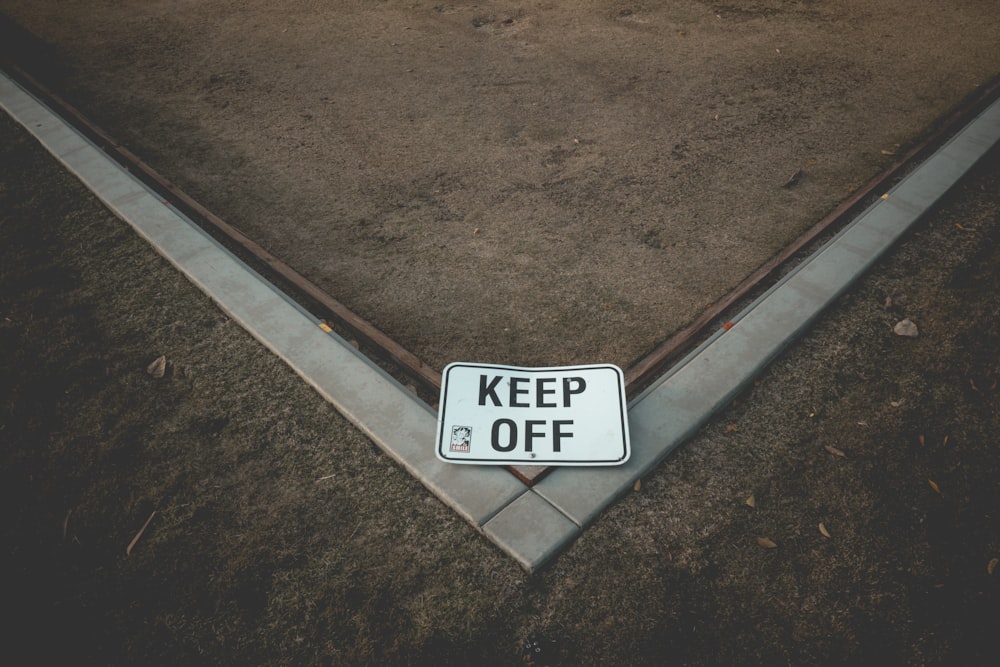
[3,1,1000,665]
[1,0,998,371]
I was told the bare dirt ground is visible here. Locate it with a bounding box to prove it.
[0,0,998,371]
[2,1,1000,665]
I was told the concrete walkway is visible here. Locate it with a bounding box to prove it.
[3,69,998,571]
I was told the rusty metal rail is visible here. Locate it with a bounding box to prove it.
[623,73,1000,398]
[2,63,443,396]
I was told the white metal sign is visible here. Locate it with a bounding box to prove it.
[435,362,631,466]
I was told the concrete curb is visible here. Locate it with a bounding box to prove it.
[3,69,998,571]
[534,98,1000,530]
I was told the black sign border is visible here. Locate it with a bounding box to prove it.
[436,362,631,465]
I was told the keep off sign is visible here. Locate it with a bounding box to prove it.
[435,362,631,466]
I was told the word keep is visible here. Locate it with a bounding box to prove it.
[477,374,587,453]
[477,374,587,408]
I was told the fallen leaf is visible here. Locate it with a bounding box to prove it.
[146,355,168,378]
[757,537,778,549]
[954,223,977,232]
[943,435,949,446]
[824,444,846,458]
[633,479,641,492]
[819,522,831,538]
[725,423,738,433]
[928,479,941,494]
[918,434,925,446]
[988,558,999,576]
[745,494,756,508]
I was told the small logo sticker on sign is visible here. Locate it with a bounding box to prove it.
[449,425,472,453]
[435,362,631,466]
